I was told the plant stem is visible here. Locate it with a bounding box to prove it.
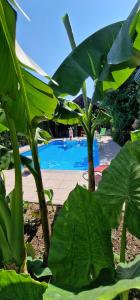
[29,132,51,261]
[87,134,95,192]
[5,107,25,270]
[120,211,127,263]
[16,68,51,261]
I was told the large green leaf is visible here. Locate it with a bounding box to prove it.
[48,185,114,291]
[108,1,140,65]
[101,0,140,93]
[21,70,58,121]
[49,2,140,99]
[116,255,140,280]
[49,22,123,96]
[43,278,140,300]
[0,1,27,134]
[0,0,18,99]
[0,0,58,135]
[8,0,30,21]
[54,100,81,125]
[0,123,8,132]
[0,226,12,263]
[35,127,51,143]
[27,257,52,279]
[96,141,140,239]
[16,41,58,84]
[0,269,47,300]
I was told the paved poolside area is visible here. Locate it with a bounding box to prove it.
[4,136,120,205]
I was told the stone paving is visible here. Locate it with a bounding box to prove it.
[4,136,120,205]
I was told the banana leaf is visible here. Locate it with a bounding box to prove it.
[0,0,58,135]
[49,1,140,99]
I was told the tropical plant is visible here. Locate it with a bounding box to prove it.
[0,269,47,300]
[0,0,81,269]
[0,0,55,267]
[49,1,140,191]
[52,14,112,192]
[1,267,140,300]
[103,71,140,146]
[48,141,140,298]
[48,185,114,291]
[96,140,140,262]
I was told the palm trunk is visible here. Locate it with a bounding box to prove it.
[87,135,95,192]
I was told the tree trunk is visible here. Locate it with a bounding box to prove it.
[87,135,95,192]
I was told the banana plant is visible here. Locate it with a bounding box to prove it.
[0,0,50,265]
[0,109,25,271]
[50,1,140,98]
[0,0,81,264]
[0,0,62,265]
[53,14,112,192]
[48,2,140,190]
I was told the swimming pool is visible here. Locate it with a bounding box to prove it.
[23,139,99,171]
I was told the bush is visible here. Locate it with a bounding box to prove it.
[103,72,140,146]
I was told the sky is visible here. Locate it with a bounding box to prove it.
[16,0,137,97]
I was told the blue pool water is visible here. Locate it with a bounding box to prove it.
[23,139,99,171]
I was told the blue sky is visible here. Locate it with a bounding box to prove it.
[16,0,137,97]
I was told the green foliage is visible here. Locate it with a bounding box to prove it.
[49,21,123,97]
[0,0,57,259]
[0,178,25,266]
[1,269,140,300]
[49,1,140,100]
[103,74,140,145]
[43,278,140,300]
[27,256,52,279]
[116,255,140,280]
[8,0,30,21]
[91,110,112,132]
[0,269,47,300]
[0,145,14,171]
[0,0,58,135]
[48,185,114,291]
[54,99,81,125]
[131,129,140,141]
[35,127,52,143]
[96,141,140,239]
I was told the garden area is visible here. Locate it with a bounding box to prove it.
[1,0,140,299]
